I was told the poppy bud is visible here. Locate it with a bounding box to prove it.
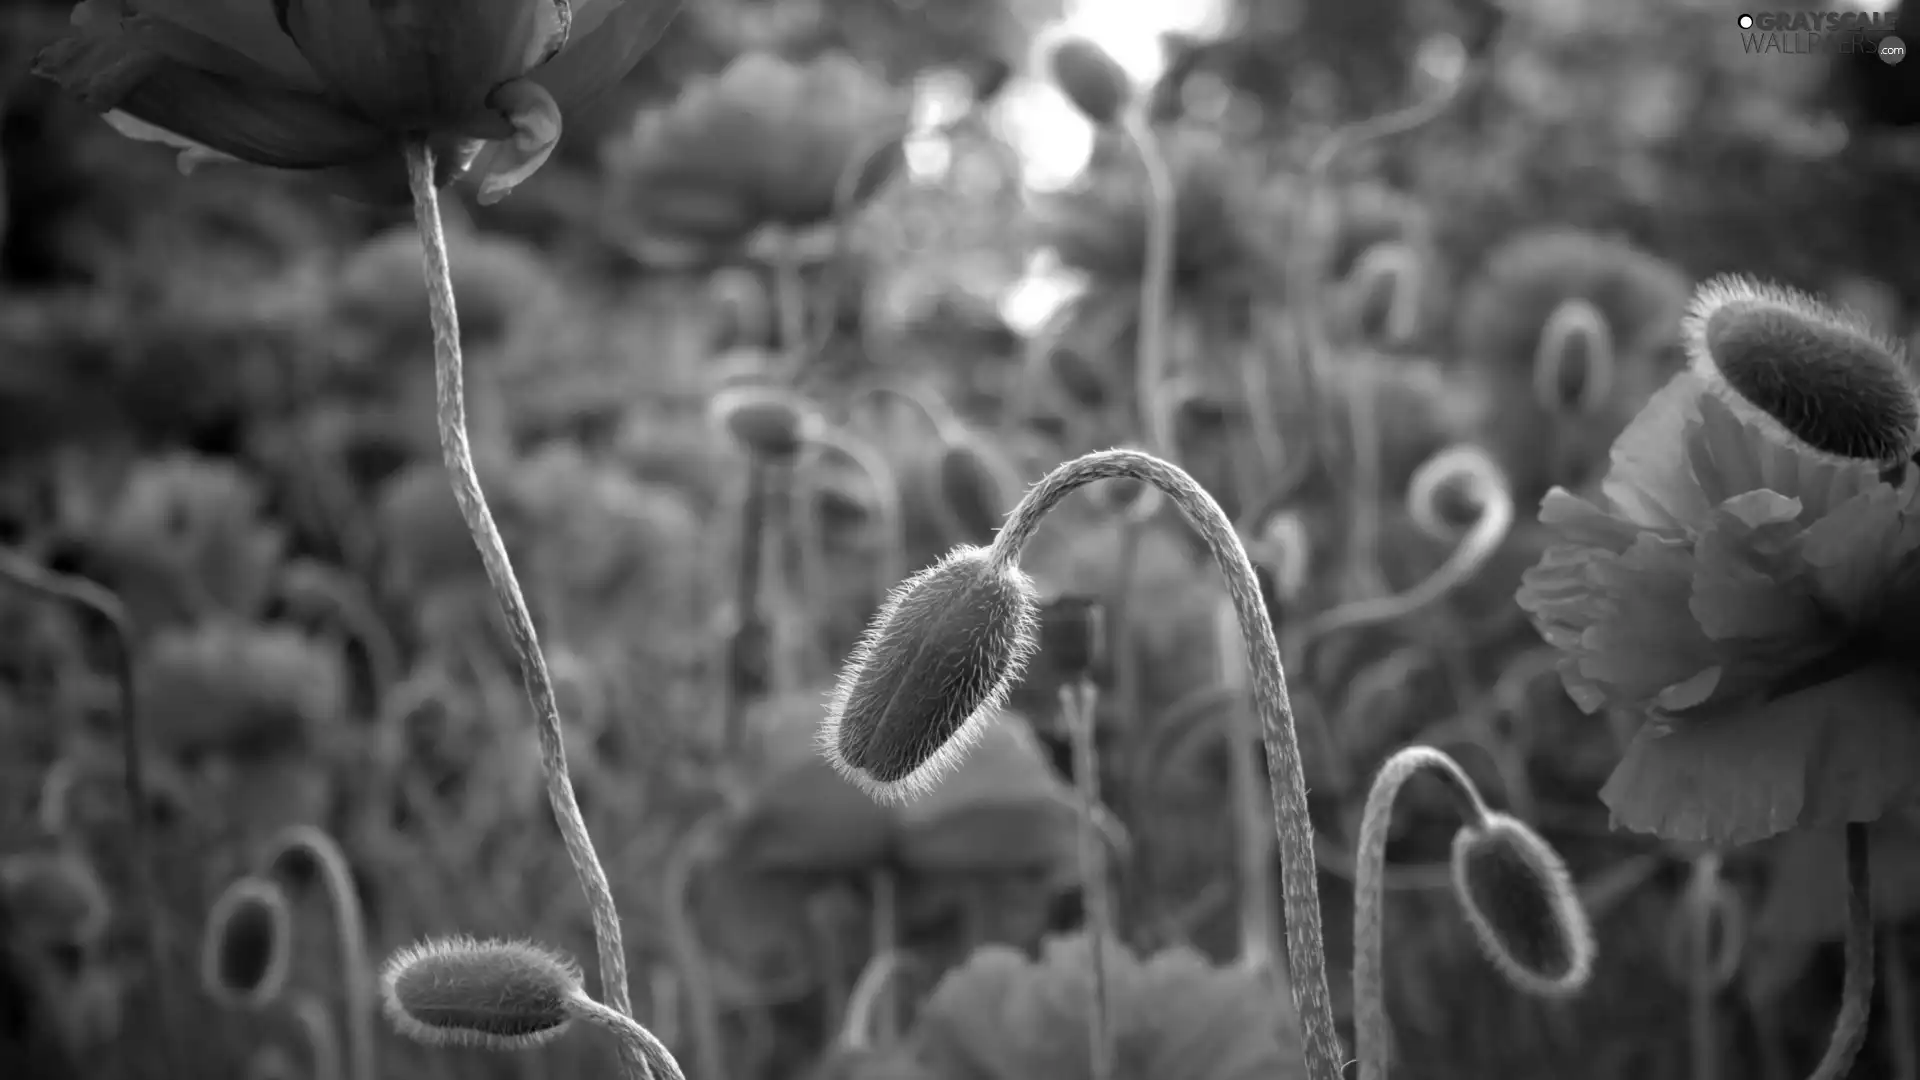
[1039,594,1107,682]
[934,439,1018,546]
[708,266,774,351]
[1046,36,1134,126]
[1532,298,1616,416]
[1449,813,1595,998]
[711,385,816,461]
[1042,344,1111,408]
[380,936,583,1051]
[200,877,294,1011]
[1685,275,1920,464]
[821,546,1041,803]
[1346,242,1424,345]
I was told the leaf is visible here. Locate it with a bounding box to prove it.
[1601,664,1920,845]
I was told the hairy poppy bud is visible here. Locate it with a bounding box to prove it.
[1038,594,1107,681]
[201,877,293,1011]
[821,546,1041,803]
[708,266,774,351]
[1449,813,1595,998]
[1533,298,1616,416]
[711,385,816,461]
[933,439,1018,546]
[1685,275,1920,464]
[380,936,583,1051]
[1046,36,1134,126]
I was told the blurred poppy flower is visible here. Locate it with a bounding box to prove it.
[33,0,679,204]
[605,51,910,262]
[1516,356,1920,845]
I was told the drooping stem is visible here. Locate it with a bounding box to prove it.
[986,449,1344,1080]
[1808,822,1875,1080]
[0,548,179,1076]
[566,993,690,1080]
[1353,746,1490,1080]
[402,139,649,1080]
[262,826,374,1080]
[1062,680,1115,1080]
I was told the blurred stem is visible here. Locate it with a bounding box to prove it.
[1886,923,1917,1080]
[804,425,906,599]
[1106,518,1145,747]
[988,449,1345,1080]
[565,993,688,1080]
[1809,823,1875,1080]
[866,869,900,1042]
[771,233,809,368]
[1062,680,1115,1080]
[263,827,374,1080]
[1353,747,1490,1080]
[0,547,180,1077]
[842,950,905,1051]
[723,457,771,753]
[403,140,654,1080]
[287,992,345,1080]
[1687,855,1723,1080]
[662,815,725,1080]
[1119,109,1176,461]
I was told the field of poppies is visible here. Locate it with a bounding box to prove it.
[4,1,1920,1079]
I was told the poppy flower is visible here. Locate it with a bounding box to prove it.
[1515,279,1920,847]
[33,0,679,204]
[604,51,910,260]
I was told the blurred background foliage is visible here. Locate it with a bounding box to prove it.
[1,0,1919,1078]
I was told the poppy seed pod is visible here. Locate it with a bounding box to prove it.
[1449,813,1595,998]
[1533,298,1616,416]
[933,438,1018,546]
[1038,594,1106,682]
[380,936,583,1051]
[1684,275,1920,464]
[34,0,679,205]
[710,384,816,461]
[820,545,1041,804]
[200,876,294,1011]
[1045,35,1133,126]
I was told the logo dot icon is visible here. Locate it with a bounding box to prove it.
[1738,13,1754,28]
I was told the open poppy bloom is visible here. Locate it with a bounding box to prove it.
[1517,365,1920,845]
[33,0,678,204]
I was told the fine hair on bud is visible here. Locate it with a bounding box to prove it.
[1684,274,1920,463]
[1449,813,1595,998]
[1045,34,1133,126]
[933,438,1017,546]
[1533,297,1616,415]
[820,545,1041,803]
[1346,241,1424,345]
[710,384,815,462]
[379,935,584,1051]
[200,876,294,1011]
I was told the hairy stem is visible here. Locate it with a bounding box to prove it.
[1062,681,1116,1080]
[1353,746,1490,1080]
[987,449,1344,1080]
[1809,823,1875,1080]
[567,993,689,1080]
[263,826,374,1080]
[403,140,649,1080]
[0,548,179,1075]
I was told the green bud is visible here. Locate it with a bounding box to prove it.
[379,936,584,1051]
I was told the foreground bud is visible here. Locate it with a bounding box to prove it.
[380,936,584,1051]
[200,876,293,1011]
[1449,813,1595,997]
[1046,35,1133,126]
[820,546,1041,803]
[1684,275,1920,463]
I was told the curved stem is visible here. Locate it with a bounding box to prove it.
[841,949,907,1052]
[1685,854,1725,1080]
[403,140,648,1080]
[986,449,1344,1080]
[0,548,180,1075]
[262,826,374,1080]
[850,379,969,447]
[287,991,346,1080]
[1809,823,1875,1080]
[1062,681,1115,1080]
[566,992,689,1080]
[1353,746,1491,1080]
[1213,594,1278,972]
[1119,109,1178,462]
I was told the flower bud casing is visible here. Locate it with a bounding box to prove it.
[380,936,584,1051]
[1449,813,1596,998]
[821,546,1041,803]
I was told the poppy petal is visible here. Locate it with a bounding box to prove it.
[474,78,560,205]
[534,0,680,110]
[124,0,322,90]
[103,110,242,173]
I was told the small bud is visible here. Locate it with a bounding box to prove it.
[820,546,1041,803]
[1042,344,1111,408]
[1038,594,1106,681]
[1685,274,1920,463]
[933,438,1018,546]
[379,936,584,1051]
[707,266,774,351]
[1046,35,1134,126]
[710,385,817,461]
[200,876,294,1011]
[1532,298,1616,416]
[1346,241,1424,345]
[1449,813,1595,998]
